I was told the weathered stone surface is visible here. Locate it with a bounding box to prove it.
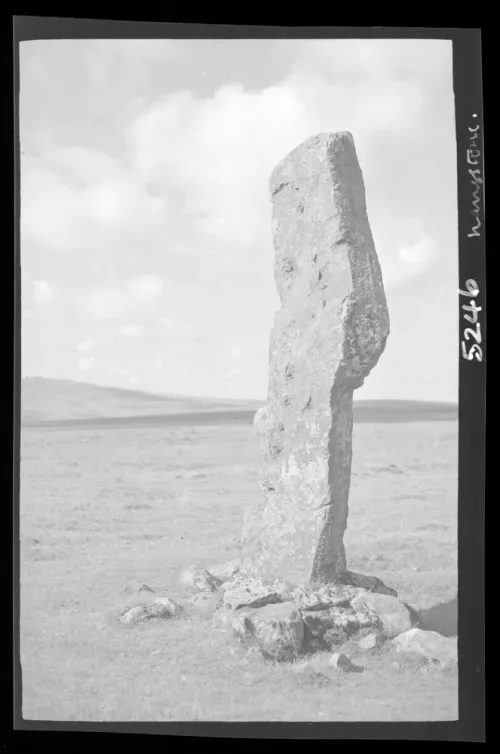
[329,652,364,673]
[301,601,381,650]
[206,560,241,584]
[241,132,390,586]
[307,638,322,653]
[333,571,397,597]
[392,629,458,668]
[221,575,295,611]
[210,580,414,656]
[356,631,384,651]
[212,606,234,630]
[119,596,183,624]
[232,602,305,661]
[179,565,223,593]
[290,584,359,611]
[120,605,148,624]
[351,591,411,638]
[186,591,223,616]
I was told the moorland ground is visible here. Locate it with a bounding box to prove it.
[20,418,458,721]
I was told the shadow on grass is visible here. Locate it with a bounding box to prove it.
[404,596,457,637]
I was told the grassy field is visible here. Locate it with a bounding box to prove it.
[20,416,458,722]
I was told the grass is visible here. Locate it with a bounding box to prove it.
[20,419,458,721]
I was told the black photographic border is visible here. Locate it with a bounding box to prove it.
[10,18,486,743]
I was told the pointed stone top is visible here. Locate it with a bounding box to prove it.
[269,131,359,197]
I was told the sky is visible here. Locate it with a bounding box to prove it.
[20,38,458,402]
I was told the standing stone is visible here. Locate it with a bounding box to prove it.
[241,132,390,586]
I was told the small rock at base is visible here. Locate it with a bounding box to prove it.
[351,591,412,638]
[392,628,457,667]
[357,632,383,651]
[119,596,183,623]
[153,597,184,616]
[180,565,223,593]
[301,601,381,651]
[232,601,305,662]
[329,652,364,673]
[120,605,147,623]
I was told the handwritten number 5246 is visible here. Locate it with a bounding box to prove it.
[459,279,483,361]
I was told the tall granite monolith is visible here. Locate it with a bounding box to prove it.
[241,132,390,587]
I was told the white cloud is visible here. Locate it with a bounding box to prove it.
[22,165,77,251]
[222,366,243,382]
[89,184,122,221]
[78,275,164,320]
[21,147,163,253]
[292,39,452,86]
[119,324,143,337]
[78,356,94,370]
[126,274,164,302]
[154,354,164,369]
[78,287,130,320]
[230,346,242,360]
[33,280,53,303]
[398,236,437,275]
[111,364,129,377]
[159,317,193,334]
[76,339,95,352]
[128,84,310,249]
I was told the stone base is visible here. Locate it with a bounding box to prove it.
[115,561,411,667]
[114,565,457,674]
[202,562,403,661]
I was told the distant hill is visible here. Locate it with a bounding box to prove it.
[21,377,262,422]
[21,377,458,429]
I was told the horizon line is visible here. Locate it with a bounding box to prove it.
[21,375,459,407]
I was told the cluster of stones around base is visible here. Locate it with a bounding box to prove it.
[211,568,408,662]
[117,565,457,672]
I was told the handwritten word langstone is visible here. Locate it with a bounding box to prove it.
[242,132,390,585]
